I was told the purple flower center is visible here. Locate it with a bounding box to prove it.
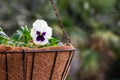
[36,31,46,42]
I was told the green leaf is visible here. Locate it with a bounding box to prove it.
[0,32,9,40]
[0,27,10,44]
[11,25,32,46]
[12,30,22,41]
[49,38,60,46]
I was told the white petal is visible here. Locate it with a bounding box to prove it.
[32,19,48,32]
[30,28,37,38]
[43,26,52,39]
[33,37,48,45]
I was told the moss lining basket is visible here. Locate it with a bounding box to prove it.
[0,0,76,80]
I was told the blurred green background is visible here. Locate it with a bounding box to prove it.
[0,0,120,80]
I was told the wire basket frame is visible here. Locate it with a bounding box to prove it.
[0,49,75,80]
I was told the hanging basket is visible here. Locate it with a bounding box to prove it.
[0,44,75,80]
[0,0,76,80]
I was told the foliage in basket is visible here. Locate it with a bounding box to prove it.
[0,19,63,48]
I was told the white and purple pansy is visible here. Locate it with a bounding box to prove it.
[30,19,52,45]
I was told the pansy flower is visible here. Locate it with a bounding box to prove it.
[30,19,52,45]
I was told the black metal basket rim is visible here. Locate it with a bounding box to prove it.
[0,48,76,54]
